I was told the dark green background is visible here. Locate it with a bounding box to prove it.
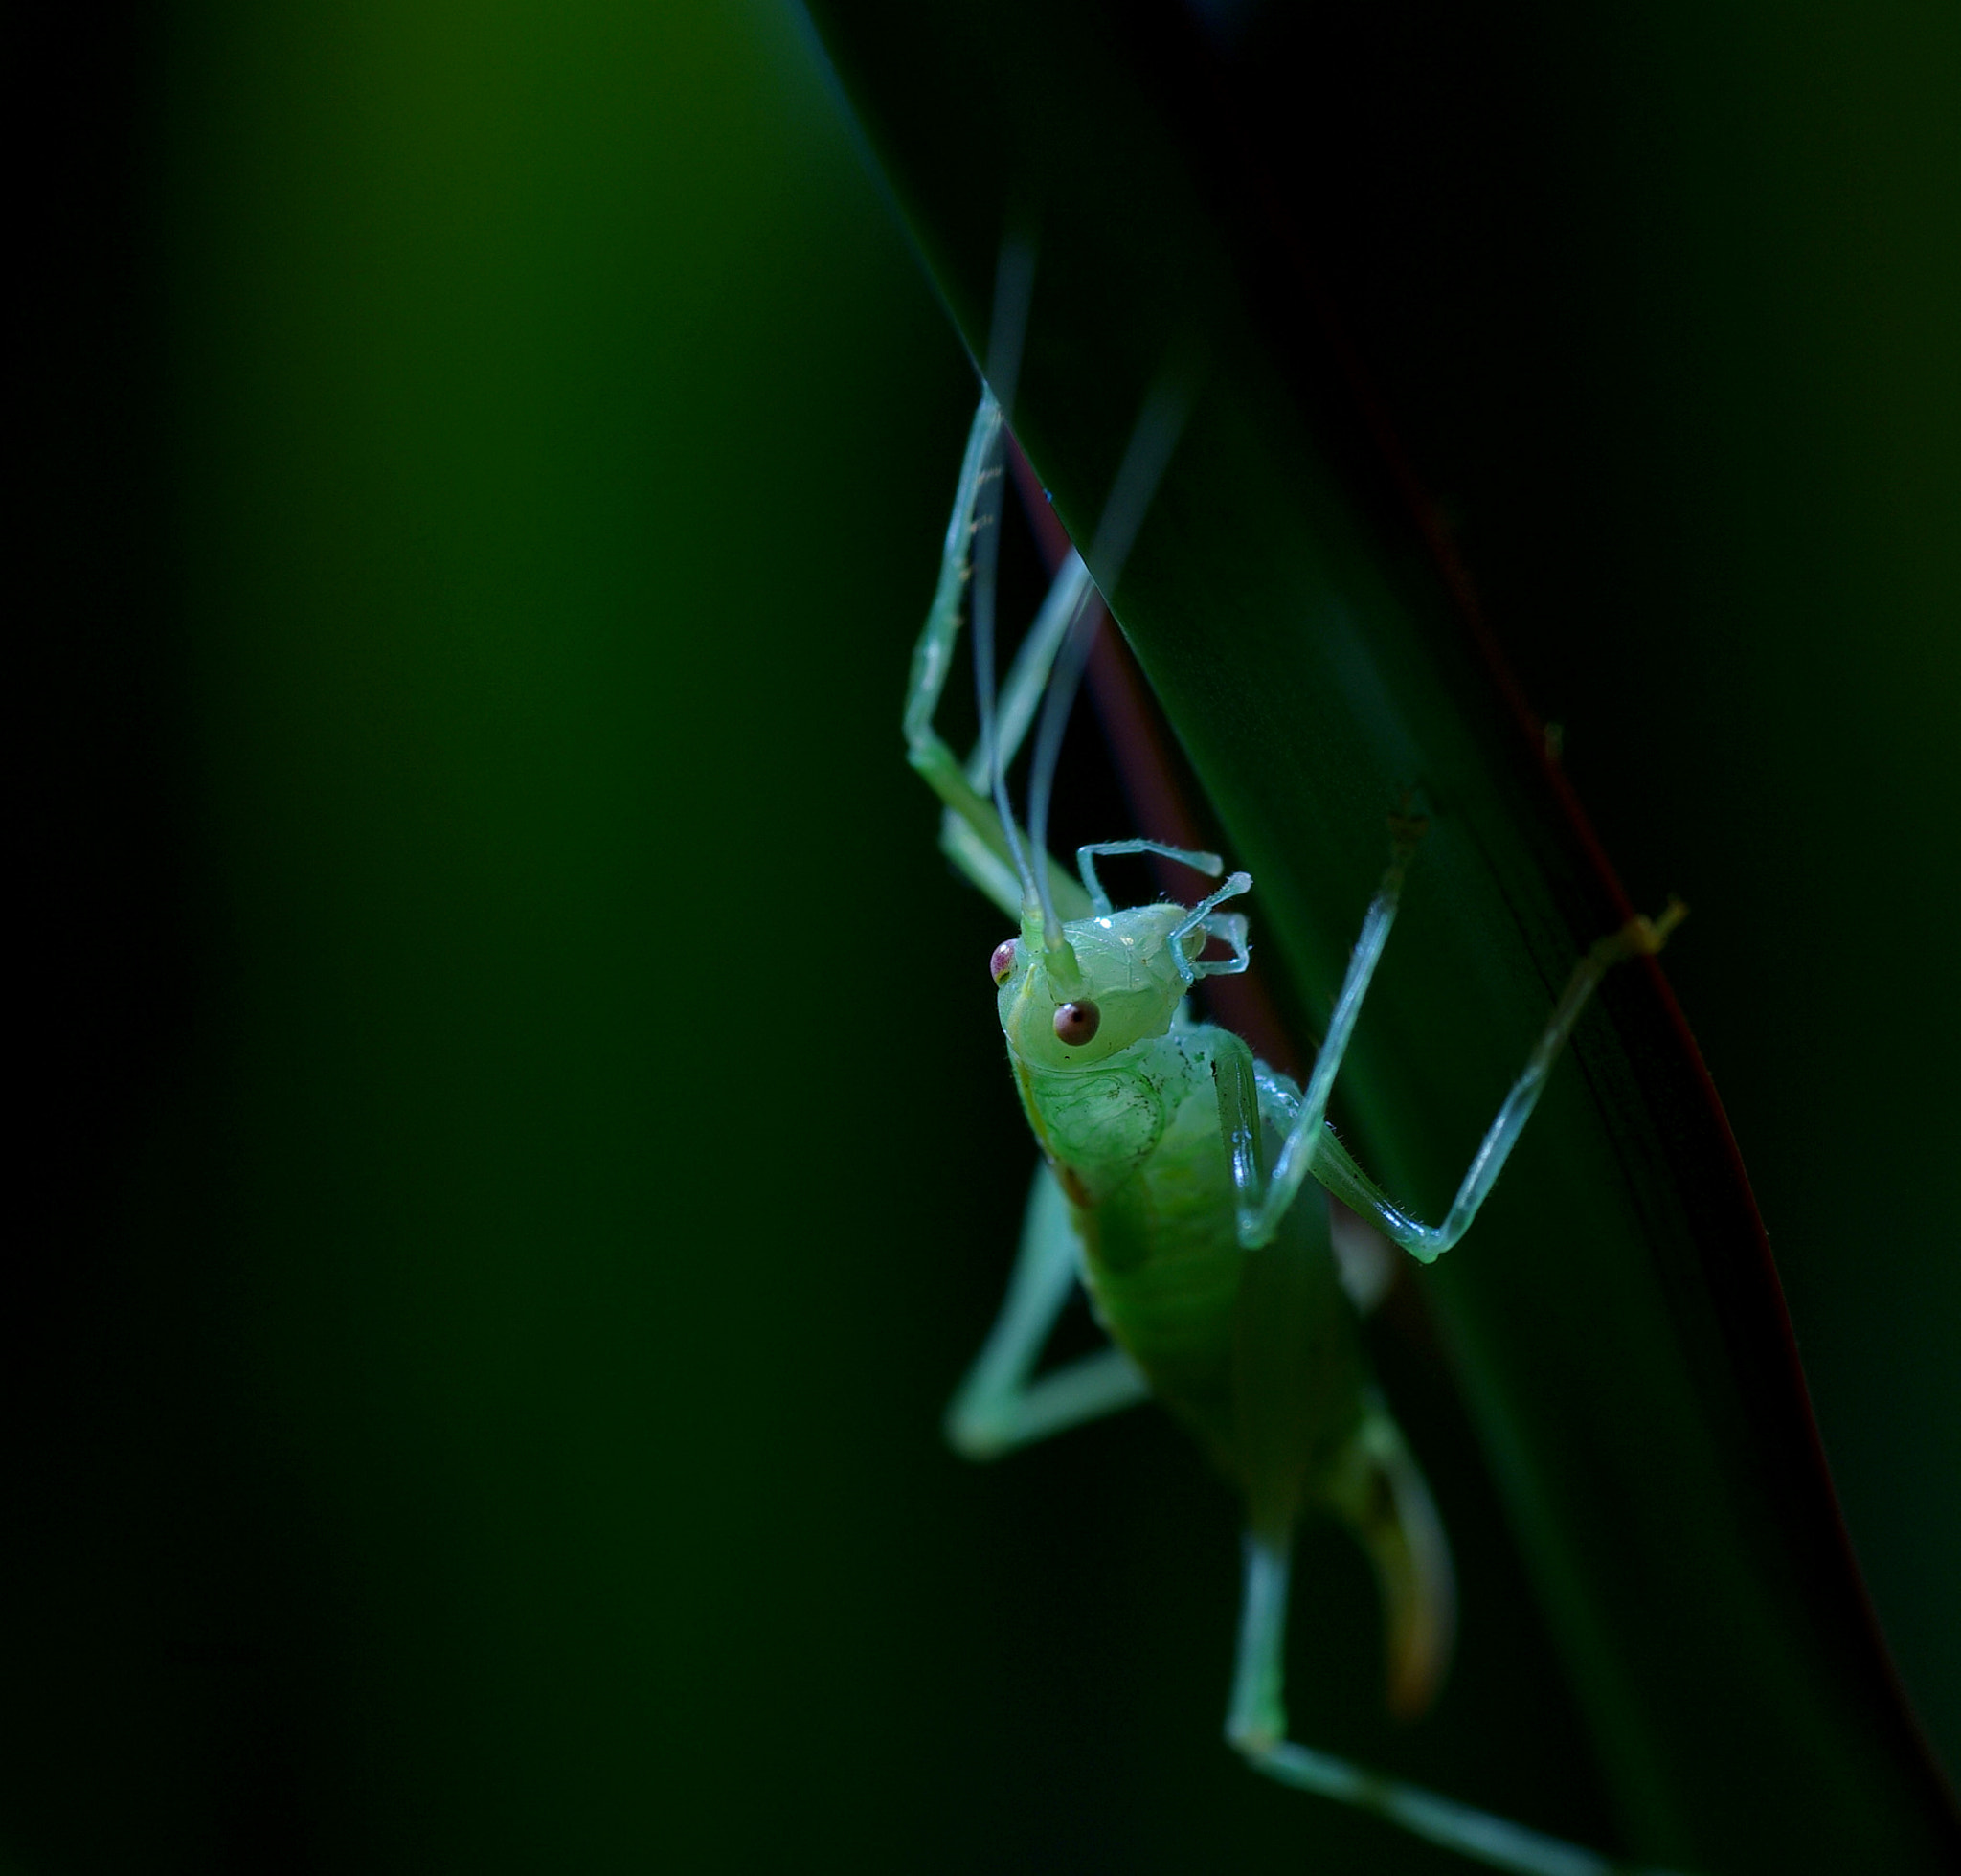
[14,0,1958,1869]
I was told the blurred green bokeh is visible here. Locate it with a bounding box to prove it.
[13,0,1958,1870]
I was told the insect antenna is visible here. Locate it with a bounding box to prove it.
[1026,372,1195,947]
[1023,583,1097,949]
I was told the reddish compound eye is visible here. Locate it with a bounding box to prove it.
[989,939,1018,986]
[1053,1000,1101,1046]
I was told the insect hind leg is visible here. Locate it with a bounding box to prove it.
[1226,1531,1686,1876]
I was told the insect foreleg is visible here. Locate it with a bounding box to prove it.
[1227,1529,1686,1876]
[904,393,1091,922]
[903,396,1000,772]
[1075,838,1225,915]
[945,1161,1150,1460]
[904,396,1024,916]
[940,549,1098,923]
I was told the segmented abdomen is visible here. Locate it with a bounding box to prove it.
[1071,1084,1247,1455]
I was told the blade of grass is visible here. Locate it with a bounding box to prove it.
[806,2,1961,1867]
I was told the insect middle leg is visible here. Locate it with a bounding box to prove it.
[1215,822,1685,1262]
[945,1161,1149,1459]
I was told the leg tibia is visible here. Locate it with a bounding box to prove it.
[1227,1532,1292,1751]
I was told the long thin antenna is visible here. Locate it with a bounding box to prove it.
[1026,372,1195,943]
[1024,586,1097,938]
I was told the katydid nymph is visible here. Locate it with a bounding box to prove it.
[905,382,1690,1876]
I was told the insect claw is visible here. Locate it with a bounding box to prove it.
[1594,895,1688,966]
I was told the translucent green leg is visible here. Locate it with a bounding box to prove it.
[1075,838,1223,915]
[1216,820,1685,1262]
[1227,1530,1688,1876]
[902,393,1092,923]
[945,1162,1149,1459]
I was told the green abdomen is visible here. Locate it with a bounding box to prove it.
[1072,1089,1245,1456]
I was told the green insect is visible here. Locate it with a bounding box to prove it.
[905,384,1687,1876]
